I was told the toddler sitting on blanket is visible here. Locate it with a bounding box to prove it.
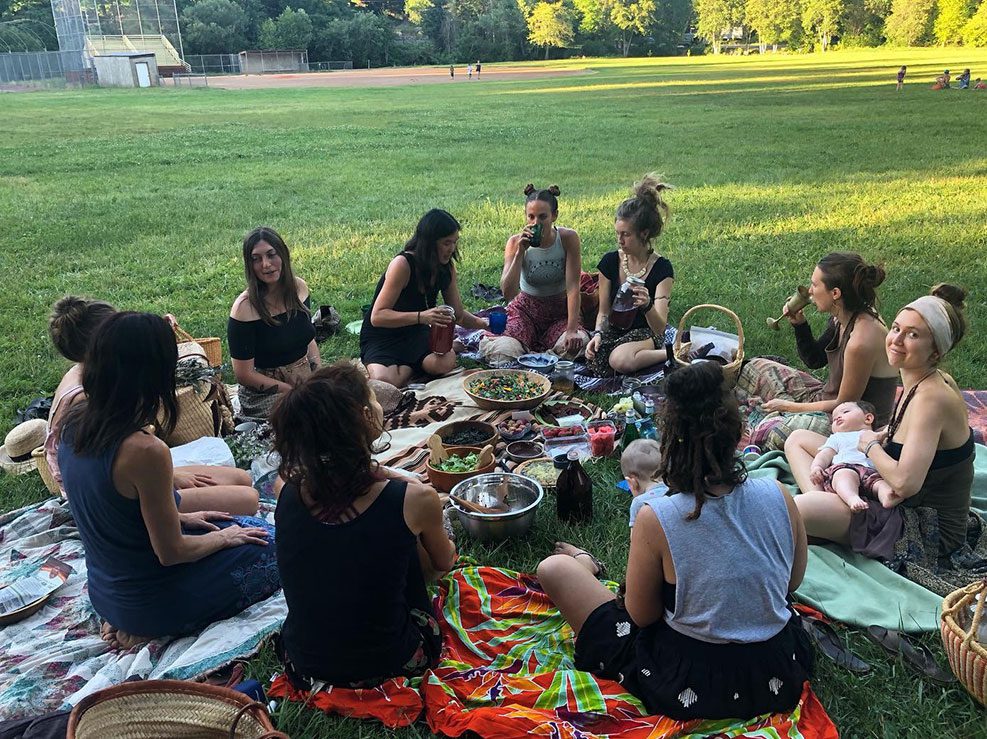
[624,439,668,526]
[809,401,900,511]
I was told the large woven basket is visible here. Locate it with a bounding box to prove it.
[174,323,223,368]
[67,679,288,738]
[673,304,745,387]
[164,383,219,447]
[32,446,61,496]
[941,579,987,705]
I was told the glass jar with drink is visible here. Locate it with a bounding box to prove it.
[609,276,646,331]
[428,305,456,355]
[550,360,575,394]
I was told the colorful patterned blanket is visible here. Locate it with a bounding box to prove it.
[0,498,287,720]
[271,566,838,738]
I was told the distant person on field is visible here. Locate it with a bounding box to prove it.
[467,63,473,80]
[956,69,971,90]
[896,65,906,91]
[975,78,986,90]
[476,61,481,78]
[449,64,454,79]
[934,70,951,90]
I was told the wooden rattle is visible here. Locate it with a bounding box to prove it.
[767,286,810,330]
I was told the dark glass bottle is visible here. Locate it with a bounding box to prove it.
[556,450,593,523]
[621,409,640,451]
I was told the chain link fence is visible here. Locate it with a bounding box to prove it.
[185,53,353,76]
[0,50,94,85]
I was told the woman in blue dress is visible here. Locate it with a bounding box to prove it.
[59,312,280,650]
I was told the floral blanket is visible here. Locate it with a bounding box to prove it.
[271,566,838,738]
[0,498,286,720]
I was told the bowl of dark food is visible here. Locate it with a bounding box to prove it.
[505,440,545,463]
[464,370,552,411]
[534,399,597,426]
[435,420,499,449]
[450,473,544,542]
[426,445,496,494]
[517,353,558,375]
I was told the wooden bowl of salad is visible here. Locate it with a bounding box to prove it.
[464,370,551,411]
[426,445,496,494]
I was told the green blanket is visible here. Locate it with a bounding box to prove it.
[746,445,987,634]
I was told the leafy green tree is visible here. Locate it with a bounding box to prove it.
[181,0,250,54]
[610,0,656,55]
[801,0,843,49]
[405,0,435,23]
[961,0,987,44]
[526,0,575,57]
[883,0,934,44]
[933,0,975,42]
[572,0,611,32]
[745,0,798,49]
[694,0,742,53]
[840,0,890,45]
[259,6,313,49]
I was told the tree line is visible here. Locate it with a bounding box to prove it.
[1,0,984,66]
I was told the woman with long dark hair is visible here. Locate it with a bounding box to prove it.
[58,313,279,650]
[737,251,897,451]
[228,227,321,419]
[271,362,455,687]
[360,209,489,388]
[538,362,811,721]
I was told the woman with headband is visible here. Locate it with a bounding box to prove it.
[794,284,973,560]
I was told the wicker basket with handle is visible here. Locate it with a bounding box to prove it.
[941,579,987,705]
[67,679,289,738]
[672,304,745,387]
[174,323,223,368]
[32,446,61,496]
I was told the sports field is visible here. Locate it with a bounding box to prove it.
[1,48,986,736]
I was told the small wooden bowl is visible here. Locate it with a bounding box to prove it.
[426,445,496,494]
[0,592,52,626]
[514,457,558,496]
[464,370,551,411]
[435,420,498,449]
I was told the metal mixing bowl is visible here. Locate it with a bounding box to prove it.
[450,473,543,543]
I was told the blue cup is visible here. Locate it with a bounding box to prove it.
[488,309,507,334]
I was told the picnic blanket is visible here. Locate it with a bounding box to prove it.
[747,445,987,634]
[0,498,287,720]
[271,566,838,738]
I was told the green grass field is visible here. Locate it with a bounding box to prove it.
[2,47,986,736]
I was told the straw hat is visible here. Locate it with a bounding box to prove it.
[0,419,48,475]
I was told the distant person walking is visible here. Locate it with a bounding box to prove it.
[467,63,473,80]
[896,65,906,92]
[449,64,454,79]
[476,61,481,78]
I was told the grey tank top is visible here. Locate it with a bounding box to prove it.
[519,229,567,297]
[646,476,794,644]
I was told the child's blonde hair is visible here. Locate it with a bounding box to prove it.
[621,439,662,481]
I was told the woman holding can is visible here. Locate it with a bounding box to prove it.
[360,209,491,388]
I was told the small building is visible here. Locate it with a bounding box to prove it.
[238,50,308,74]
[93,52,159,88]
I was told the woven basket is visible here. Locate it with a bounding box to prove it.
[174,323,223,368]
[941,579,987,705]
[164,383,219,447]
[67,679,289,738]
[673,304,745,387]
[32,446,61,496]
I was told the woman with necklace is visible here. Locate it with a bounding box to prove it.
[736,252,897,452]
[228,227,321,419]
[585,175,675,376]
[478,184,587,364]
[794,284,973,560]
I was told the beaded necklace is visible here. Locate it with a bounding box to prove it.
[620,249,654,280]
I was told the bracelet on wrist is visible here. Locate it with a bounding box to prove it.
[417,310,421,325]
[864,439,882,457]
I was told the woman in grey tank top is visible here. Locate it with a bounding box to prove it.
[538,362,813,720]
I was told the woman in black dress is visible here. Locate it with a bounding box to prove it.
[361,209,489,388]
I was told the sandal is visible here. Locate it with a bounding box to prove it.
[864,625,956,686]
[802,617,871,675]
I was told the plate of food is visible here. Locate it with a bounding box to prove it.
[464,370,551,411]
[515,457,558,494]
[534,398,598,426]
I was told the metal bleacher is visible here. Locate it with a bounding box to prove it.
[86,34,188,72]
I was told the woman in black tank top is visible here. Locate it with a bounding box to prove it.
[269,362,456,687]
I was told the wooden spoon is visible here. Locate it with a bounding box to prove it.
[427,434,448,466]
[450,494,501,515]
[478,444,495,469]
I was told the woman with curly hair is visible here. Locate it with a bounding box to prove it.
[537,362,811,720]
[271,362,456,688]
[585,174,675,376]
[479,185,587,363]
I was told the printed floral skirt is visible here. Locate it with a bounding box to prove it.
[735,358,832,450]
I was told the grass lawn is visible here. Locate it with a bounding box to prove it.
[1,47,986,736]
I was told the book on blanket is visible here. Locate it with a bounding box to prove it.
[0,557,73,619]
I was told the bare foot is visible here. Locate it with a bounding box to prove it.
[553,541,602,576]
[99,621,150,651]
[844,495,869,513]
[878,487,902,509]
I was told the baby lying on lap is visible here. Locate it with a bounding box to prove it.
[810,401,900,511]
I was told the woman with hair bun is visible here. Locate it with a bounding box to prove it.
[737,252,898,452]
[795,285,974,560]
[228,226,321,419]
[479,185,587,363]
[537,361,811,721]
[361,209,489,388]
[586,174,675,375]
